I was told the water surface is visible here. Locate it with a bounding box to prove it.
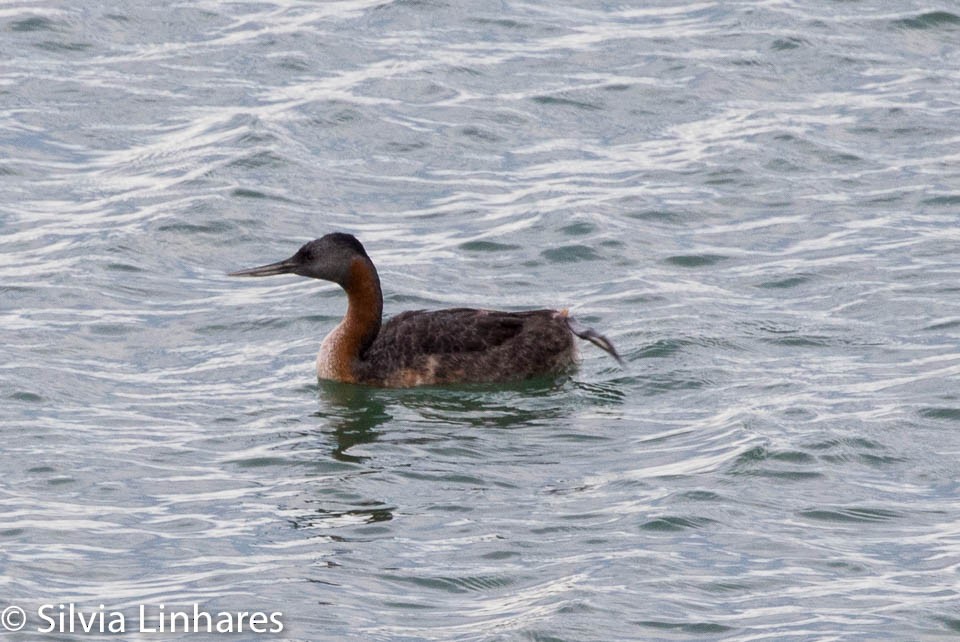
[3,1,960,640]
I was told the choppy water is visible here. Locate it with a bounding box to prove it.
[3,1,960,640]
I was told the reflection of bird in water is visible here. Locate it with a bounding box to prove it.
[315,380,391,463]
[230,233,622,387]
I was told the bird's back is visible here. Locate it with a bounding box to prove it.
[355,308,575,387]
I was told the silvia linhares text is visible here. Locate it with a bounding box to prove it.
[33,603,283,634]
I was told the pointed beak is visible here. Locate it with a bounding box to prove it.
[228,257,298,277]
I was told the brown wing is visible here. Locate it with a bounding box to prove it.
[366,308,555,361]
[357,308,576,385]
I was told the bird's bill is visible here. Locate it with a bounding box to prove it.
[227,257,298,277]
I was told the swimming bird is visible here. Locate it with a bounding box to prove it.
[229,233,622,387]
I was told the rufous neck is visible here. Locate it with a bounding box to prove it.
[342,256,383,357]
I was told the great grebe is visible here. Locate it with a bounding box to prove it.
[229,233,622,387]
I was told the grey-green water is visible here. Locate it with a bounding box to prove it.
[3,2,960,640]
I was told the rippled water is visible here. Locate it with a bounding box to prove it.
[3,1,960,640]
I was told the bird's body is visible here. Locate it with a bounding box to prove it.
[230,233,621,388]
[323,307,578,387]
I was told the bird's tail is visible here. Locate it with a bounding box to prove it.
[564,316,624,365]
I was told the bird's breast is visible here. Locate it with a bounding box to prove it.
[316,324,356,383]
